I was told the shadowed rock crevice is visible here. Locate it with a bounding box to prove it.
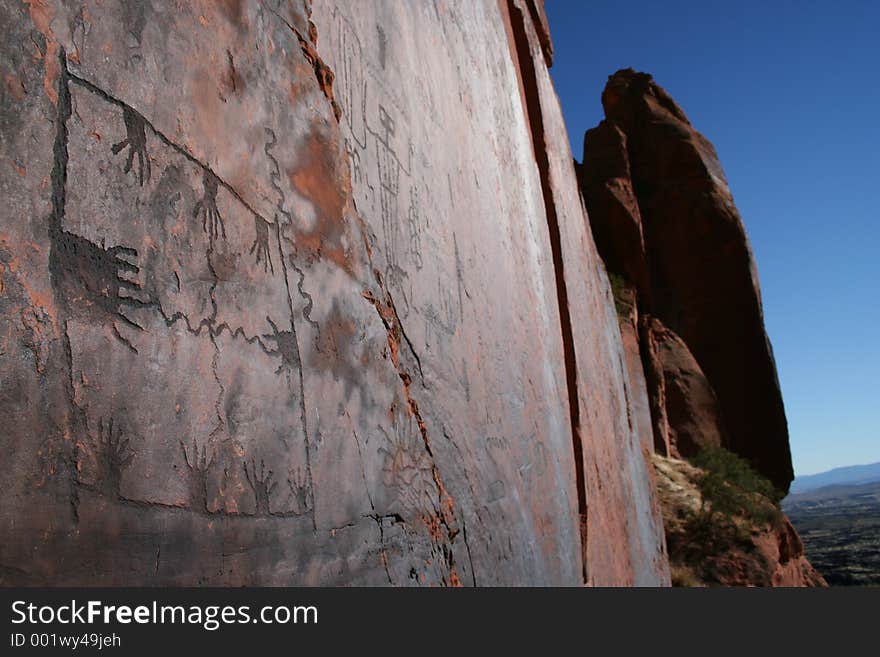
[505,0,589,583]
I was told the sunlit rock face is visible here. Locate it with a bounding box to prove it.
[0,1,669,586]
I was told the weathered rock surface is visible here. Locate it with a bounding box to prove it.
[613,290,655,459]
[0,1,668,585]
[640,315,725,459]
[580,69,793,492]
[580,122,649,298]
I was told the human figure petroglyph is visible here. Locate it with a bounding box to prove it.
[263,315,300,376]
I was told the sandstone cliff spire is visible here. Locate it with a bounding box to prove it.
[580,68,794,491]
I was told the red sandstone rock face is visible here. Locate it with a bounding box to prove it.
[704,513,827,587]
[580,69,793,492]
[761,516,827,587]
[0,2,668,585]
[580,122,649,298]
[494,0,668,585]
[640,315,725,458]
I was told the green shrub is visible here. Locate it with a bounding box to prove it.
[608,272,633,317]
[691,447,782,504]
[688,446,784,545]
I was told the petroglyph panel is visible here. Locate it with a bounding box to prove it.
[0,0,668,586]
[314,1,586,584]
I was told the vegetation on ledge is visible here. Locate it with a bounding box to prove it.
[653,450,824,587]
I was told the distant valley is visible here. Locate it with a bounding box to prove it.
[784,472,880,586]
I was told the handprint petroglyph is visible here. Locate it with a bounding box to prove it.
[287,466,314,516]
[194,169,226,241]
[111,106,151,186]
[243,457,277,515]
[180,438,215,513]
[249,215,274,274]
[49,227,151,351]
[86,417,135,498]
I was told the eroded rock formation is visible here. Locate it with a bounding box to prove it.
[0,1,668,585]
[640,315,725,459]
[580,69,793,492]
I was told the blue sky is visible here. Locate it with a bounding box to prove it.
[545,1,878,476]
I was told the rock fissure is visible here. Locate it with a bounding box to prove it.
[505,0,588,582]
[361,279,463,585]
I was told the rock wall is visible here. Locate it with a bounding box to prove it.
[0,1,668,585]
[580,69,794,492]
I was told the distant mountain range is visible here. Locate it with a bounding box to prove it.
[789,461,880,495]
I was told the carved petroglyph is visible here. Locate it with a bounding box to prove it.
[287,466,314,516]
[263,315,301,376]
[263,127,293,226]
[180,438,216,513]
[320,8,473,584]
[488,480,506,503]
[406,184,424,271]
[243,457,277,516]
[263,126,317,343]
[380,417,438,517]
[49,227,150,352]
[327,6,475,369]
[194,169,226,241]
[249,215,274,274]
[111,106,151,186]
[424,276,461,343]
[343,137,362,188]
[332,8,367,149]
[43,47,315,523]
[261,123,316,527]
[120,0,148,68]
[373,104,414,281]
[292,261,321,345]
[81,417,135,499]
[518,435,548,487]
